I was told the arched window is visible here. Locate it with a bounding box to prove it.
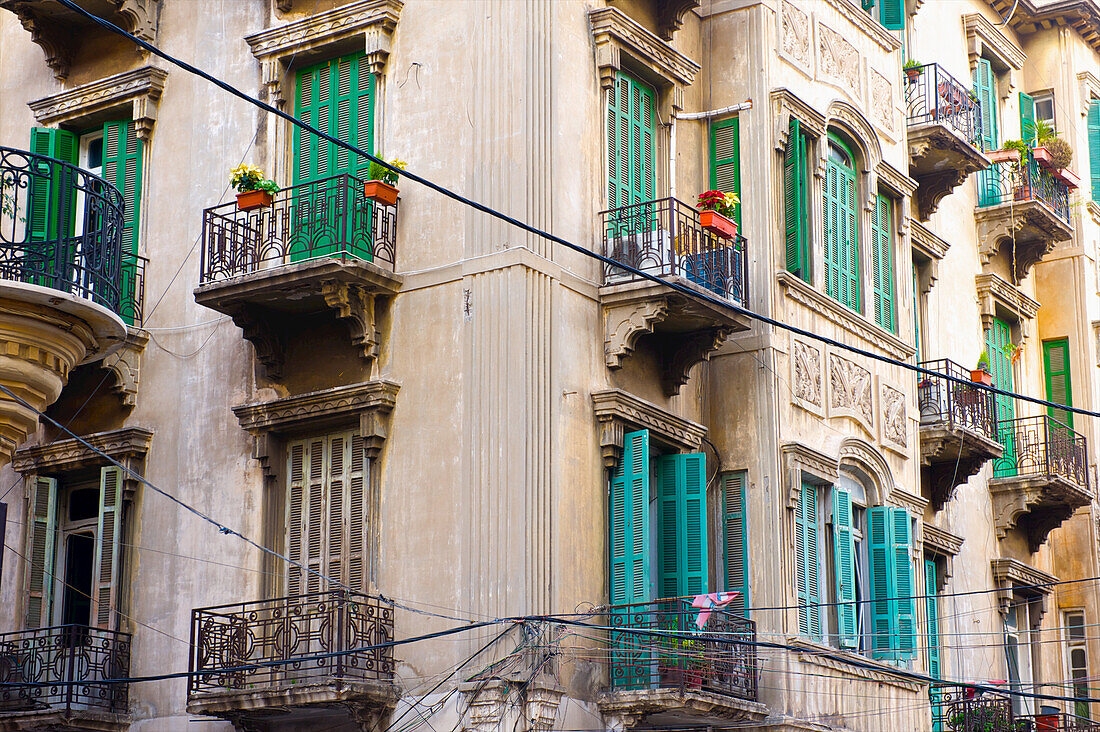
[823,133,860,311]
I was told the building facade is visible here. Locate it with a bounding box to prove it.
[1,0,1100,730]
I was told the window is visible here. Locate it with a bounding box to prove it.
[1020,92,1037,147]
[974,59,999,205]
[1064,611,1090,721]
[871,193,896,333]
[721,472,749,617]
[24,467,125,631]
[823,136,860,311]
[860,0,904,30]
[1042,338,1073,428]
[1005,601,1035,717]
[926,558,944,727]
[606,70,656,211]
[710,117,741,227]
[285,431,370,595]
[987,318,1017,476]
[784,118,810,282]
[1088,100,1100,201]
[1033,92,1055,133]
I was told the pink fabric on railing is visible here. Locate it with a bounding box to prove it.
[691,592,740,629]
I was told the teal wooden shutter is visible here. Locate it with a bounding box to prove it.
[871,194,896,332]
[832,486,857,649]
[607,71,656,211]
[986,319,1017,476]
[926,559,943,731]
[710,117,741,227]
[722,472,749,617]
[93,466,123,630]
[656,452,708,598]
[25,476,57,628]
[1019,92,1036,147]
[1088,101,1100,200]
[974,60,999,204]
[1043,338,1073,428]
[784,118,809,280]
[824,138,859,310]
[795,483,821,640]
[610,429,651,606]
[879,0,904,29]
[102,121,143,325]
[892,509,916,659]
[869,506,915,661]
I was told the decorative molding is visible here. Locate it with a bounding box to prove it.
[989,474,1092,552]
[102,328,148,408]
[1088,200,1100,228]
[837,437,902,507]
[879,380,906,451]
[919,423,1002,511]
[973,201,1073,281]
[779,1,812,73]
[13,426,153,475]
[789,638,922,692]
[598,687,767,726]
[891,486,929,522]
[777,271,916,360]
[910,221,950,262]
[991,557,1057,618]
[906,124,990,221]
[781,441,840,508]
[592,388,707,470]
[1093,320,1100,366]
[654,0,700,41]
[320,280,380,363]
[604,298,669,368]
[791,339,823,414]
[460,680,565,732]
[245,0,403,106]
[868,69,894,135]
[28,66,168,141]
[974,272,1040,338]
[1078,71,1100,115]
[828,353,874,435]
[589,6,700,92]
[817,23,860,100]
[823,0,903,52]
[924,524,964,557]
[875,160,918,198]
[963,13,1026,72]
[827,100,883,170]
[999,0,1100,55]
[771,88,828,150]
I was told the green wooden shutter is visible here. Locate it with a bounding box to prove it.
[607,70,656,211]
[879,0,904,29]
[824,138,859,310]
[927,558,944,731]
[892,509,916,659]
[655,452,708,598]
[1019,93,1036,147]
[832,486,857,649]
[286,439,306,596]
[871,194,896,332]
[102,121,143,325]
[986,319,1017,476]
[1088,101,1100,201]
[1043,338,1073,428]
[27,128,78,289]
[795,483,821,640]
[784,118,809,280]
[710,117,741,227]
[25,476,57,629]
[869,506,915,661]
[722,472,749,617]
[974,60,999,204]
[609,429,651,606]
[92,466,123,630]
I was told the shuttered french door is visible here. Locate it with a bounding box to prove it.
[987,319,1017,476]
[824,138,860,311]
[606,71,656,212]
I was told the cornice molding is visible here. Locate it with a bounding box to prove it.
[963,13,1026,71]
[910,221,950,262]
[589,6,700,93]
[12,427,153,474]
[771,88,827,149]
[924,524,965,557]
[781,441,840,508]
[592,388,706,470]
[975,272,1040,339]
[28,66,168,141]
[823,0,903,53]
[875,160,918,198]
[991,557,1057,596]
[994,0,1100,54]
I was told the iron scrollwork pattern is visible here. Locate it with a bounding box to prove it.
[917,359,998,440]
[904,63,982,147]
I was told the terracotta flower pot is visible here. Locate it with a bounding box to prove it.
[699,210,738,240]
[1032,146,1054,167]
[987,148,1021,165]
[236,190,273,211]
[970,368,993,386]
[1053,167,1081,189]
[363,180,399,206]
[904,67,921,84]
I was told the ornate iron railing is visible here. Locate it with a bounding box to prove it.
[605,600,757,702]
[599,197,748,306]
[188,591,395,697]
[0,146,133,318]
[200,174,397,284]
[978,148,1070,223]
[904,63,982,147]
[1015,712,1100,730]
[992,414,1089,486]
[931,685,1016,732]
[918,359,998,441]
[0,624,130,715]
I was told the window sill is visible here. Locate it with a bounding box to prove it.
[786,637,923,692]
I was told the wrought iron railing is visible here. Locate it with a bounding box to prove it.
[992,414,1089,486]
[605,600,757,702]
[0,146,133,317]
[978,148,1070,223]
[200,173,397,284]
[599,197,748,306]
[905,63,982,147]
[1015,712,1100,730]
[931,685,1016,732]
[0,624,130,715]
[918,359,998,441]
[188,591,395,697]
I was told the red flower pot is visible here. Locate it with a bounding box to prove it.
[699,210,738,240]
[970,369,993,386]
[987,148,1021,165]
[1032,146,1054,167]
[905,67,921,84]
[236,190,273,211]
[364,180,399,206]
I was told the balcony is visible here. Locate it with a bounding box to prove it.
[931,685,1015,732]
[0,625,130,731]
[1015,712,1100,730]
[188,591,397,728]
[975,149,1072,281]
[598,601,765,726]
[0,147,128,463]
[599,198,752,396]
[917,360,1003,511]
[905,63,991,220]
[195,174,401,379]
[990,415,1091,552]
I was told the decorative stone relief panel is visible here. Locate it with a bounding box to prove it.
[780,1,811,71]
[880,381,907,451]
[828,353,873,433]
[817,24,860,99]
[869,69,894,134]
[791,339,823,415]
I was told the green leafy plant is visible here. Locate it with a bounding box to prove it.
[0,176,18,220]
[697,189,739,218]
[230,164,278,194]
[1044,136,1073,169]
[368,157,407,186]
[1034,118,1055,145]
[976,349,991,373]
[903,58,922,70]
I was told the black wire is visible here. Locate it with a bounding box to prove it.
[51,0,1100,425]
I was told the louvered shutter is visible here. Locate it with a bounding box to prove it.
[25,476,57,628]
[722,472,749,617]
[286,440,306,595]
[656,454,679,600]
[892,509,916,659]
[609,429,651,606]
[1043,338,1073,428]
[869,506,915,661]
[710,117,741,227]
[925,559,941,678]
[795,483,821,640]
[680,453,707,595]
[986,319,1017,476]
[27,128,78,289]
[347,434,367,592]
[824,143,859,310]
[102,121,142,325]
[294,61,334,185]
[328,433,347,587]
[784,118,808,280]
[833,486,857,648]
[871,194,896,333]
[606,71,657,211]
[92,466,123,630]
[1019,93,1036,147]
[1088,101,1100,200]
[879,0,904,29]
[305,437,326,594]
[974,60,999,203]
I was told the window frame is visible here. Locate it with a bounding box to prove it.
[823,132,861,313]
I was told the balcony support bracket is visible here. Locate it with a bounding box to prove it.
[974,201,1072,281]
[990,474,1092,552]
[919,424,1002,511]
[321,280,380,366]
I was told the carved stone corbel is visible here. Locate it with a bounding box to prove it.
[103,328,149,408]
[321,280,379,365]
[223,303,287,380]
[604,298,669,368]
[661,326,734,397]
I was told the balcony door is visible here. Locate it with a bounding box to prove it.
[987,318,1017,476]
[605,71,657,263]
[973,59,999,206]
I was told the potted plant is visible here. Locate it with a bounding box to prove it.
[971,350,993,386]
[903,58,922,84]
[696,190,739,240]
[658,635,705,689]
[230,164,278,211]
[364,157,407,207]
[988,139,1026,166]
